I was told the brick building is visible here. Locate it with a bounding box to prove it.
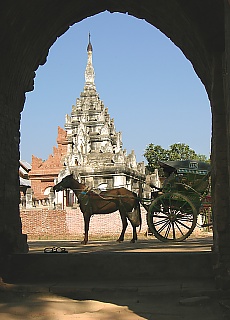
[28,126,68,207]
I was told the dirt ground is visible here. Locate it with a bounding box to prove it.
[0,280,230,320]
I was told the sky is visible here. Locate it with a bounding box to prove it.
[20,11,211,164]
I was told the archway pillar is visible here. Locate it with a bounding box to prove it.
[212,1,230,288]
[0,93,28,258]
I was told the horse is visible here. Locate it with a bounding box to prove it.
[53,174,142,244]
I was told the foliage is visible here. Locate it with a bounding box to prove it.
[144,142,210,175]
[144,143,168,173]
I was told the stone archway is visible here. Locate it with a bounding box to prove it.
[0,1,229,286]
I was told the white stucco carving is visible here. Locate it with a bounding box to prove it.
[60,36,146,193]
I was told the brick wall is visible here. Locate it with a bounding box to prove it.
[20,206,206,241]
[20,207,149,240]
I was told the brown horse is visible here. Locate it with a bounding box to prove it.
[53,174,141,244]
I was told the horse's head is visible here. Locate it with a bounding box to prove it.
[53,174,74,192]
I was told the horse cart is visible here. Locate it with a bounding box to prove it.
[143,160,211,242]
[53,160,211,244]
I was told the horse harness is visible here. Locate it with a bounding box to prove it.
[76,187,134,213]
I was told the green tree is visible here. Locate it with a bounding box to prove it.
[167,143,197,161]
[144,143,168,173]
[196,154,210,162]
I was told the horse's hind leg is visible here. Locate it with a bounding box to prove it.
[130,225,137,243]
[117,210,128,242]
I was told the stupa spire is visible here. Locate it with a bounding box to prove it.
[87,32,93,52]
[84,33,95,88]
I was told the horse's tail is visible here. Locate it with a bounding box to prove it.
[133,192,142,232]
[137,200,142,232]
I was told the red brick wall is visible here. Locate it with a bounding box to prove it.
[20,207,149,240]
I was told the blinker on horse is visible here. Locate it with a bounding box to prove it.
[53,174,142,244]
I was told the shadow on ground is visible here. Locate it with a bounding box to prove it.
[0,280,229,320]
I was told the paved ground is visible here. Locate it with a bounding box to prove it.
[1,234,230,320]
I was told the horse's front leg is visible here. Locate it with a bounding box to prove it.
[82,213,91,245]
[117,210,128,242]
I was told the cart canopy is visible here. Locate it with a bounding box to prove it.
[159,160,211,175]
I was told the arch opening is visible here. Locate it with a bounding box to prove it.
[20,11,211,244]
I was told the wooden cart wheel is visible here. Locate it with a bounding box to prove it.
[147,192,197,242]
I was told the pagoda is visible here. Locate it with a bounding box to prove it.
[60,35,145,194]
